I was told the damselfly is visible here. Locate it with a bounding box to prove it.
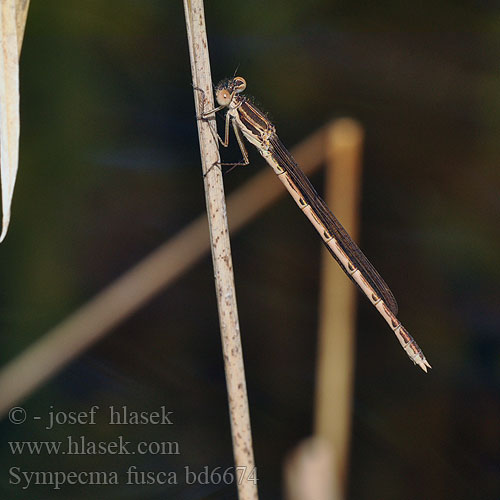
[200,76,431,372]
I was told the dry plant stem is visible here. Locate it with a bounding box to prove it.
[284,437,340,500]
[16,0,30,52]
[314,119,363,495]
[0,125,326,417]
[0,0,19,242]
[0,0,29,242]
[183,1,258,498]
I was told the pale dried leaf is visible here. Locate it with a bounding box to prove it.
[0,0,23,242]
[16,0,30,55]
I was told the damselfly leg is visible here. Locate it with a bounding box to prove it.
[194,87,249,175]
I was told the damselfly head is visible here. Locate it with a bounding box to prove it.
[215,76,247,107]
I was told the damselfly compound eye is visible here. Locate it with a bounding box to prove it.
[233,77,247,93]
[216,88,232,107]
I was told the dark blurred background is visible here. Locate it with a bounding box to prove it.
[0,1,499,499]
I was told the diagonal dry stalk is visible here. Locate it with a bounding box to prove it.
[183,1,258,498]
[0,125,326,418]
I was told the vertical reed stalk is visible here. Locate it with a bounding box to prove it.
[284,437,340,500]
[315,119,364,495]
[183,1,258,498]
